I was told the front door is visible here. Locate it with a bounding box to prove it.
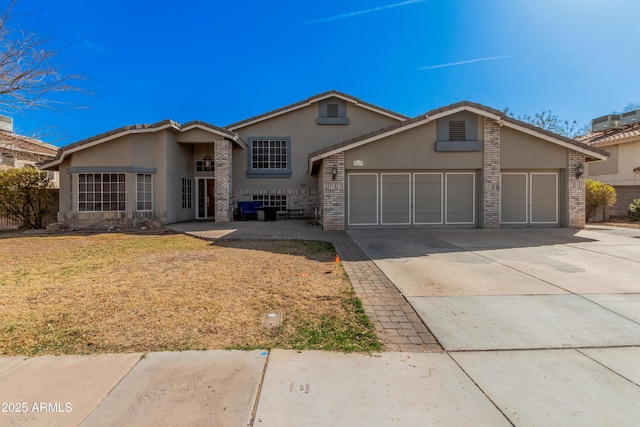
[197,178,215,219]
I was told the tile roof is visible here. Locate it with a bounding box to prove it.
[576,123,640,146]
[44,119,244,168]
[225,90,409,130]
[0,129,57,158]
[309,101,610,166]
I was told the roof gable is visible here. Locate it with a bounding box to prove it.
[0,129,57,158]
[226,90,408,130]
[308,101,610,173]
[41,119,245,170]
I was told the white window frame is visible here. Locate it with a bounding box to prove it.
[247,137,291,177]
[136,173,152,212]
[182,178,192,209]
[77,173,126,212]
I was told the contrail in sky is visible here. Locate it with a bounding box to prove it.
[305,0,427,25]
[419,54,522,70]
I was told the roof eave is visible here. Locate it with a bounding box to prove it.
[228,90,408,131]
[308,103,609,171]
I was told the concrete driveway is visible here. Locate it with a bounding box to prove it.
[349,227,640,351]
[347,227,640,425]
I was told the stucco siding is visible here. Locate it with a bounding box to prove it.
[344,122,483,170]
[501,127,567,169]
[233,100,401,191]
[165,132,194,223]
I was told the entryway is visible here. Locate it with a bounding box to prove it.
[196,178,215,219]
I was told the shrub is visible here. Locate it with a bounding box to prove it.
[585,179,617,221]
[627,199,640,222]
[0,167,55,229]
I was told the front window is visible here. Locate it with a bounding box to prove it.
[252,194,287,211]
[78,173,126,212]
[182,178,192,209]
[195,160,214,172]
[248,137,291,177]
[136,173,152,211]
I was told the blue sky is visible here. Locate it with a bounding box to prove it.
[7,0,640,146]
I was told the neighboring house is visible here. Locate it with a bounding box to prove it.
[578,112,640,219]
[41,91,608,230]
[0,115,58,179]
[0,115,59,229]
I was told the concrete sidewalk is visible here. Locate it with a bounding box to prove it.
[4,347,640,426]
[4,222,640,426]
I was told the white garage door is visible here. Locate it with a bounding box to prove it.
[501,172,558,225]
[348,172,476,227]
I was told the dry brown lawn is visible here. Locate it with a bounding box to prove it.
[0,231,380,356]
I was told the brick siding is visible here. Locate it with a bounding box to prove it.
[214,139,232,222]
[568,151,586,228]
[483,117,501,229]
[321,153,345,230]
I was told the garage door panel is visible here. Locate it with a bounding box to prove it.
[501,173,528,224]
[531,173,558,224]
[446,173,475,224]
[414,173,443,224]
[381,174,410,225]
[348,173,378,225]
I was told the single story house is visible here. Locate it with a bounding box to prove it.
[41,91,608,230]
[578,112,640,219]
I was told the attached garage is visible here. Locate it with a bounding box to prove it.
[310,101,610,231]
[348,171,476,227]
[501,172,559,226]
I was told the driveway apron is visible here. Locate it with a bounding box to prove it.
[349,227,640,426]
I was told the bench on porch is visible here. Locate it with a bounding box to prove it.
[237,201,263,220]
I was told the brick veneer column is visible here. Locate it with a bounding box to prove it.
[322,153,345,230]
[568,151,586,228]
[214,139,232,222]
[483,117,501,229]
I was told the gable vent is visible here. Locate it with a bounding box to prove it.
[449,120,466,141]
[327,103,340,118]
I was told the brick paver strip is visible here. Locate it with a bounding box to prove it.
[170,219,442,352]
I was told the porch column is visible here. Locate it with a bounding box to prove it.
[321,153,345,230]
[483,117,501,229]
[214,139,232,222]
[568,151,586,228]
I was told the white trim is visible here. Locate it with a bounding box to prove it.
[500,172,529,224]
[530,172,558,224]
[380,173,411,225]
[308,105,608,172]
[230,93,406,131]
[347,173,379,226]
[413,172,444,225]
[195,177,215,219]
[135,173,153,212]
[42,122,244,170]
[445,172,476,225]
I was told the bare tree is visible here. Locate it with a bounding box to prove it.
[0,0,82,113]
[503,108,582,138]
